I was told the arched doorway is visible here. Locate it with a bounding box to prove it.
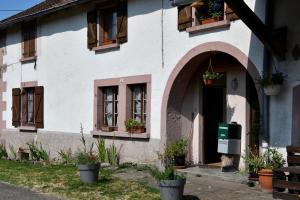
[161,42,261,168]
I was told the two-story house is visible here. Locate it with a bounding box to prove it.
[0,0,299,169]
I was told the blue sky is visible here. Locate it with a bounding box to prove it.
[0,0,43,20]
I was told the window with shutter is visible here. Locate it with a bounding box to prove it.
[87,0,128,50]
[22,22,36,58]
[12,86,44,129]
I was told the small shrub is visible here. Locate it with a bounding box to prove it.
[74,132,99,165]
[58,148,74,165]
[107,143,119,166]
[149,166,186,181]
[96,138,108,163]
[0,143,8,159]
[27,141,50,161]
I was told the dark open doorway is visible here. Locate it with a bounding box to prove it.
[203,76,226,165]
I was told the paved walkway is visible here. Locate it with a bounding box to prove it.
[0,182,61,200]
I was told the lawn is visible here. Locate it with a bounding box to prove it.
[0,159,160,200]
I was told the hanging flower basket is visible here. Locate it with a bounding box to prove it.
[202,58,223,86]
[257,72,287,96]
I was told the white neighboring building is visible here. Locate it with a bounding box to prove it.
[0,0,299,168]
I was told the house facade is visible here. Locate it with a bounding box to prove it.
[0,0,299,168]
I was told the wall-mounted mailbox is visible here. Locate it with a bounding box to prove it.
[217,123,241,155]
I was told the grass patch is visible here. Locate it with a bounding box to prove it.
[0,159,160,200]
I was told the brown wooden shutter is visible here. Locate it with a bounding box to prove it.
[34,86,44,128]
[178,5,192,31]
[12,88,21,127]
[87,10,98,49]
[22,23,36,58]
[117,0,128,44]
[225,5,239,21]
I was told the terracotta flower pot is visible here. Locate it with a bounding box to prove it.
[203,79,215,86]
[127,127,146,134]
[258,169,273,193]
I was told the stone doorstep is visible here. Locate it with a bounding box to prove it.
[177,167,248,184]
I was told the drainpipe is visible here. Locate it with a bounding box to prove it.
[262,0,273,145]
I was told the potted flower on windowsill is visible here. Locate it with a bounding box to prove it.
[125,119,146,134]
[74,133,100,184]
[258,147,286,193]
[257,72,287,96]
[200,0,224,24]
[202,70,223,85]
[150,166,186,200]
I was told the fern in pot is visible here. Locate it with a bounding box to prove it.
[257,72,286,96]
[75,133,100,184]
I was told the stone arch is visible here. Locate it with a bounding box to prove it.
[160,41,262,147]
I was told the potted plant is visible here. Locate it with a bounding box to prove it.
[74,133,100,184]
[258,147,286,193]
[243,148,264,181]
[150,166,186,200]
[257,72,287,96]
[202,70,223,85]
[125,119,146,134]
[163,139,188,168]
[200,0,224,24]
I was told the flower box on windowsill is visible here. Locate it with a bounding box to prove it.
[101,126,117,132]
[127,127,146,134]
[200,16,224,25]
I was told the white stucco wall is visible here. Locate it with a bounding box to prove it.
[2,0,266,143]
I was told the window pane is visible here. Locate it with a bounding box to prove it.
[103,87,118,128]
[27,89,34,124]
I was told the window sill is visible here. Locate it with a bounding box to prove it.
[92,43,120,52]
[91,130,150,139]
[20,56,37,64]
[186,20,230,34]
[19,126,37,132]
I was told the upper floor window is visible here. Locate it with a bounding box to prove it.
[21,22,36,59]
[178,0,239,31]
[87,0,127,50]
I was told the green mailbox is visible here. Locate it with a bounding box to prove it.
[217,123,241,155]
[218,123,241,140]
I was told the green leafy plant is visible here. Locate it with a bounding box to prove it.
[257,72,287,87]
[244,147,286,172]
[27,141,49,161]
[58,148,74,165]
[96,138,108,163]
[8,145,17,160]
[0,143,8,159]
[125,119,145,130]
[166,139,188,157]
[149,166,186,181]
[74,132,99,165]
[263,147,286,169]
[107,143,119,166]
[243,148,264,174]
[208,0,224,18]
[203,70,223,80]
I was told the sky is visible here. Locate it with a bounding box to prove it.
[0,0,43,20]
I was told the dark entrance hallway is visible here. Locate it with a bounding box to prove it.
[203,80,226,165]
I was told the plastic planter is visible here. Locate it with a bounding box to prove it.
[78,163,100,184]
[159,179,186,200]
